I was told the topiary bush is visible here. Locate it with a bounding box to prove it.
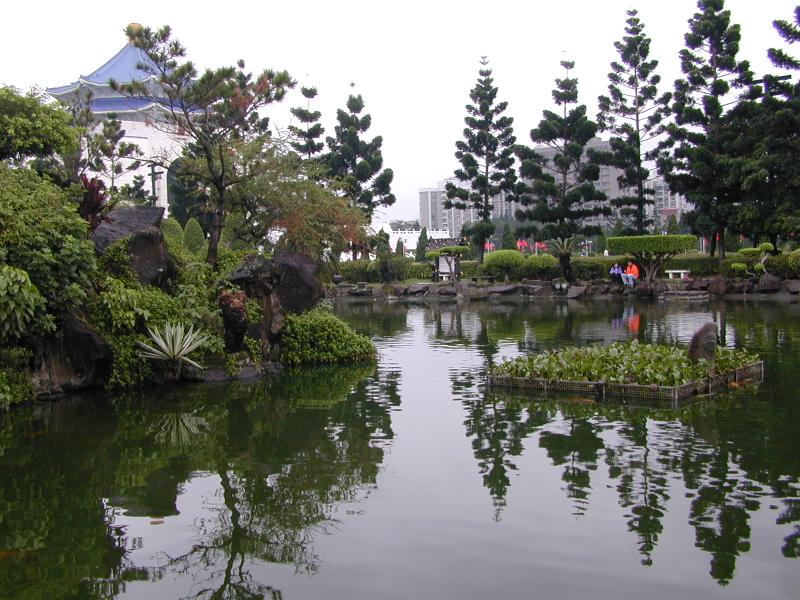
[764,255,796,279]
[0,265,48,344]
[517,254,561,280]
[482,250,525,279]
[162,217,184,249]
[460,260,479,278]
[407,262,433,280]
[787,249,800,275]
[281,308,376,365]
[728,262,748,277]
[183,217,206,255]
[753,262,766,274]
[738,247,762,259]
[759,242,775,254]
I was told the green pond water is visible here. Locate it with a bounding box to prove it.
[0,299,798,599]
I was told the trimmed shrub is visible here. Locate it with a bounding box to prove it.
[0,265,48,344]
[759,242,775,254]
[460,260,479,278]
[788,249,800,274]
[339,259,376,283]
[407,262,433,280]
[728,262,748,277]
[738,247,761,259]
[162,217,184,249]
[482,250,525,279]
[753,262,766,274]
[183,217,206,255]
[663,254,722,276]
[764,255,797,279]
[281,309,376,365]
[517,254,561,280]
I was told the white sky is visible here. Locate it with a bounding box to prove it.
[3,0,797,220]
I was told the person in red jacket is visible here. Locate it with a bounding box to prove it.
[621,261,639,287]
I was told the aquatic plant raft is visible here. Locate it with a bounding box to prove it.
[488,342,763,405]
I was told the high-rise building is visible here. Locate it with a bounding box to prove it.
[419,180,519,237]
[648,177,692,228]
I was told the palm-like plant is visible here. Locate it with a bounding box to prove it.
[547,236,583,283]
[137,322,207,380]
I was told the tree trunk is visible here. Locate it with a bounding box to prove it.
[206,196,225,268]
[717,226,726,267]
[559,252,574,283]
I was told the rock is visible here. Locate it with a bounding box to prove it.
[437,286,458,296]
[708,278,730,295]
[90,206,171,287]
[392,284,408,296]
[784,279,800,294]
[688,322,718,365]
[219,289,248,352]
[332,274,345,284]
[635,281,657,297]
[741,279,755,294]
[757,273,782,293]
[689,278,709,291]
[350,287,373,296]
[273,253,323,314]
[468,287,490,300]
[566,285,586,299]
[34,314,113,395]
[407,284,430,295]
[229,254,281,297]
[488,284,518,295]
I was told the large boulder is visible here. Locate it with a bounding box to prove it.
[708,278,730,295]
[689,278,709,291]
[34,314,113,395]
[273,253,324,314]
[407,284,430,296]
[488,284,518,295]
[90,207,170,287]
[757,273,783,293]
[566,285,587,299]
[437,286,458,296]
[784,279,800,294]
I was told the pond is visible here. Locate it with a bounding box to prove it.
[0,299,798,599]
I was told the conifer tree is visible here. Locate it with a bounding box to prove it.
[183,217,206,255]
[514,61,609,242]
[501,223,516,250]
[289,86,324,160]
[325,94,395,217]
[446,57,516,262]
[395,238,405,255]
[595,9,666,234]
[415,227,428,262]
[768,6,800,72]
[656,0,752,262]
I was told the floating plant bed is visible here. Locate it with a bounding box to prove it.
[487,341,763,407]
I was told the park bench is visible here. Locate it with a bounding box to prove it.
[665,269,691,280]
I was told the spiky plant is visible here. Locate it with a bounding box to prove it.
[547,236,583,283]
[137,322,207,380]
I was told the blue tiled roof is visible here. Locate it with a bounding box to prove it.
[88,96,171,113]
[48,43,157,95]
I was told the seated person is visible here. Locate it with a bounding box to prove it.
[609,262,623,284]
[621,261,640,287]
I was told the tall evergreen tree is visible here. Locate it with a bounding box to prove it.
[656,0,752,263]
[325,94,395,217]
[501,223,516,250]
[514,61,609,242]
[289,86,324,160]
[445,57,516,262]
[415,227,428,262]
[595,9,666,234]
[768,6,800,73]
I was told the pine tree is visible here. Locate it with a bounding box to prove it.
[501,223,516,250]
[325,94,395,217]
[289,86,324,160]
[595,9,666,234]
[768,6,800,72]
[395,238,405,255]
[415,227,428,262]
[656,0,752,263]
[514,61,609,241]
[446,57,516,262]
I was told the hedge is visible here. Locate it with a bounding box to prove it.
[483,250,525,278]
[516,254,561,280]
[607,235,697,255]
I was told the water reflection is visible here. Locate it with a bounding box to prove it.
[0,300,799,597]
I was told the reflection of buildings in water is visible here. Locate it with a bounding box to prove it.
[647,310,736,347]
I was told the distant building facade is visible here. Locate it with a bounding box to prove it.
[371,221,450,258]
[419,180,520,238]
[647,177,692,229]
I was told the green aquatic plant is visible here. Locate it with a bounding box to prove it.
[137,322,208,379]
[490,340,759,387]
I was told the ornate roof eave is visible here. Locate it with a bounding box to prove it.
[47,75,160,97]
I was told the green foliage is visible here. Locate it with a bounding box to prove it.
[445,57,516,260]
[728,262,748,277]
[137,322,208,379]
[759,242,775,253]
[183,217,206,255]
[437,245,470,256]
[607,235,696,255]
[324,94,395,216]
[482,250,525,278]
[514,61,608,240]
[415,227,428,262]
[764,255,797,279]
[0,347,34,409]
[289,86,325,160]
[97,238,138,287]
[162,217,184,249]
[753,262,766,274]
[738,247,762,259]
[517,254,561,280]
[281,308,376,365]
[339,259,375,283]
[490,340,759,387]
[106,335,151,390]
[407,262,433,280]
[0,165,96,326]
[667,253,726,276]
[788,249,800,273]
[0,265,48,344]
[500,224,516,250]
[459,260,479,277]
[388,256,412,281]
[0,87,76,162]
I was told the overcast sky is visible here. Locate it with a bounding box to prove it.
[3,0,797,221]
